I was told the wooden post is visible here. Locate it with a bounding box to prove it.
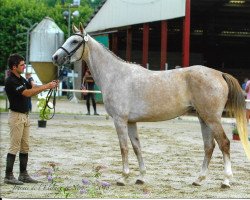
[161,20,167,70]
[182,0,190,67]
[142,23,149,68]
[126,27,132,62]
[112,32,118,55]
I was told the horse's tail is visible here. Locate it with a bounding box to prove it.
[222,73,250,160]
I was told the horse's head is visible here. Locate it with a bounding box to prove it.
[52,23,88,66]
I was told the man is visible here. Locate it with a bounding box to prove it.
[4,54,58,185]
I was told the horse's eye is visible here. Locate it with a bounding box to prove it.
[72,40,78,44]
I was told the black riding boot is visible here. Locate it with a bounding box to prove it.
[4,153,23,185]
[18,153,38,183]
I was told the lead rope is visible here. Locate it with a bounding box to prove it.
[41,87,57,120]
[41,68,66,120]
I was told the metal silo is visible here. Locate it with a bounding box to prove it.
[30,17,64,84]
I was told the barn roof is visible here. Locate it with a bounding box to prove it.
[85,0,186,34]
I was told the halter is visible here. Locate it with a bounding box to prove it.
[42,32,89,120]
[59,32,88,62]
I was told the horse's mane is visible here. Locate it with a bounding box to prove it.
[91,36,143,67]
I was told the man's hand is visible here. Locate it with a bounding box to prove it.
[46,80,59,89]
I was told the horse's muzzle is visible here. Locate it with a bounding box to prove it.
[52,53,69,66]
[52,54,59,65]
[52,54,58,63]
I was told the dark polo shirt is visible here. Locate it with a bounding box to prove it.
[5,72,32,113]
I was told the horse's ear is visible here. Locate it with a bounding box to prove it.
[79,22,84,34]
[72,24,79,33]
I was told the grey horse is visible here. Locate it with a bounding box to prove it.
[52,23,250,188]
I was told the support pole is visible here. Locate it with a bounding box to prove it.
[112,33,118,55]
[70,69,78,103]
[26,22,38,72]
[126,27,132,62]
[160,20,167,70]
[182,0,191,67]
[142,23,149,68]
[67,4,71,38]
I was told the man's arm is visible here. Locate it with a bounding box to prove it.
[22,81,58,97]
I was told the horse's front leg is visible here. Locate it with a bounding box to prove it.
[114,118,130,186]
[128,122,146,184]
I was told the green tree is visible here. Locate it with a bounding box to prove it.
[0,0,93,85]
[88,0,104,9]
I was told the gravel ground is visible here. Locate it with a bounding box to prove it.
[0,98,250,198]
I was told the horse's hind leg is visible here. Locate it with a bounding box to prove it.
[210,121,232,188]
[193,117,215,186]
[197,117,232,188]
[128,122,146,184]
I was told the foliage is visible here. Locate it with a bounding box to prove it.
[88,0,104,9]
[0,0,94,85]
[232,123,239,135]
[46,162,111,198]
[232,127,239,135]
[37,97,53,120]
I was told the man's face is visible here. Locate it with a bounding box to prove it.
[14,61,25,74]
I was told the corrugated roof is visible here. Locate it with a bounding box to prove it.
[85,0,186,34]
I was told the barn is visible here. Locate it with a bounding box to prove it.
[80,0,250,84]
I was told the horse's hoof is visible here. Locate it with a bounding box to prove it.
[192,182,201,186]
[116,181,125,186]
[135,179,144,185]
[221,183,230,189]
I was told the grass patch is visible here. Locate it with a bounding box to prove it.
[0,95,7,100]
[0,108,8,112]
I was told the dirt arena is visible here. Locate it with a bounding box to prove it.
[0,99,250,198]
